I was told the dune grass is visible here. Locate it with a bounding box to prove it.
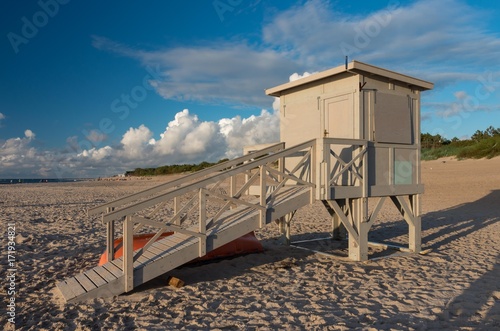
[422,136,500,160]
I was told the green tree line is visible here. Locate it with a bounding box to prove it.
[421,126,500,160]
[125,159,229,177]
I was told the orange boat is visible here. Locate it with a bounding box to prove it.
[98,231,263,266]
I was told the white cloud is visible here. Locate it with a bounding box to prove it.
[93,36,300,107]
[289,71,316,82]
[424,91,500,118]
[263,0,500,86]
[85,129,107,144]
[151,109,227,162]
[219,109,280,159]
[0,112,5,125]
[119,125,153,159]
[24,129,35,139]
[0,130,40,176]
[0,109,280,178]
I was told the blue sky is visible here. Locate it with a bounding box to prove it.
[1,0,500,178]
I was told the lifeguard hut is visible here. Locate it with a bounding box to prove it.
[266,60,433,260]
[55,60,433,303]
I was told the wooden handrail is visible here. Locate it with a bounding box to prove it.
[88,142,285,216]
[102,140,316,223]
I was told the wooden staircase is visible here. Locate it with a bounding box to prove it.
[55,141,316,303]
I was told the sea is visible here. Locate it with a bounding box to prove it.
[0,178,89,185]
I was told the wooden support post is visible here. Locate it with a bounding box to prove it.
[348,198,369,261]
[106,221,115,262]
[174,196,180,225]
[332,200,346,240]
[391,195,421,254]
[361,145,368,198]
[284,213,291,245]
[259,166,266,227]
[409,194,422,253]
[199,189,207,257]
[123,216,134,292]
[278,217,285,235]
[230,174,236,209]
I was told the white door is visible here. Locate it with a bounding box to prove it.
[322,92,355,139]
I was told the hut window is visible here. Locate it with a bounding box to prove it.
[373,93,413,144]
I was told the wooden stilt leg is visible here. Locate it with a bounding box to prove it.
[409,194,422,253]
[348,198,369,261]
[123,216,134,292]
[285,214,291,245]
[332,200,346,240]
[278,216,285,235]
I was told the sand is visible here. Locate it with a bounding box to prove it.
[1,157,499,330]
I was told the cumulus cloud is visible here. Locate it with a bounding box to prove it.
[0,109,280,178]
[119,125,154,159]
[219,109,280,159]
[0,130,39,176]
[289,71,316,82]
[24,129,35,139]
[145,109,226,163]
[0,112,5,125]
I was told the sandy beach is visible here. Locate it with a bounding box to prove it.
[1,157,499,330]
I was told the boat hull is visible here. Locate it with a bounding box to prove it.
[98,231,263,266]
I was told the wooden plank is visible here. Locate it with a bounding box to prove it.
[146,245,168,256]
[133,248,161,266]
[134,254,152,267]
[64,277,86,297]
[138,243,201,286]
[157,236,183,248]
[56,280,77,301]
[138,249,157,260]
[103,261,123,278]
[152,240,179,253]
[84,269,107,287]
[167,233,189,244]
[74,273,97,292]
[93,265,117,283]
[135,247,173,267]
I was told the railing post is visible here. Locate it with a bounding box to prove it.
[310,142,316,203]
[230,172,236,209]
[361,144,368,198]
[320,138,331,200]
[198,189,207,257]
[174,196,180,225]
[259,166,266,227]
[106,207,115,262]
[123,215,134,292]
